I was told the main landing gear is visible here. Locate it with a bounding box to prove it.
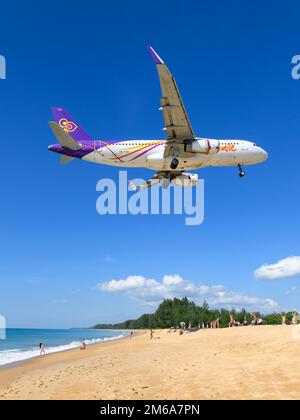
[161,179,170,189]
[238,164,245,178]
[170,158,179,170]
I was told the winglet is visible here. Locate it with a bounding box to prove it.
[147,45,164,65]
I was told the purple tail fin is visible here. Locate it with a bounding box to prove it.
[51,108,93,143]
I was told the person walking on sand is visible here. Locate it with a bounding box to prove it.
[281,314,286,325]
[130,331,133,339]
[39,342,45,356]
[150,329,154,340]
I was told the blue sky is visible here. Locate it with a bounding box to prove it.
[0,0,300,328]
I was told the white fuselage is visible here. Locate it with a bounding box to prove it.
[82,138,268,171]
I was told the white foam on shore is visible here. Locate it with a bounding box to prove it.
[0,333,127,367]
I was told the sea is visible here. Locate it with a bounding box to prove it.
[0,328,127,367]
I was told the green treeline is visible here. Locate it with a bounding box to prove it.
[93,297,296,329]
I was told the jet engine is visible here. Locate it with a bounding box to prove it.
[185,139,220,154]
[171,173,199,187]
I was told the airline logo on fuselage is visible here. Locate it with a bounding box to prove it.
[220,144,236,152]
[58,118,78,133]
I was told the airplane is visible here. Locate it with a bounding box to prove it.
[48,46,268,190]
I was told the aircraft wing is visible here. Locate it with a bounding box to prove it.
[148,45,195,142]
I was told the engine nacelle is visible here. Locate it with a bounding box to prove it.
[185,139,220,154]
[171,173,199,187]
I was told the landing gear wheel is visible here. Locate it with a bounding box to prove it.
[170,158,179,170]
[162,179,170,189]
[238,164,245,178]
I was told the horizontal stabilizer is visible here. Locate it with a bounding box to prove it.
[60,155,75,164]
[48,121,82,151]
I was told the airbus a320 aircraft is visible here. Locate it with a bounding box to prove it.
[48,46,268,189]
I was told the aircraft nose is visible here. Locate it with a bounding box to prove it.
[260,148,268,162]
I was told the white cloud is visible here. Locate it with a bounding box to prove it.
[264,299,279,310]
[163,274,183,286]
[101,275,152,292]
[97,274,278,312]
[255,256,300,280]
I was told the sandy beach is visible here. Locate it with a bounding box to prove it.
[0,325,300,400]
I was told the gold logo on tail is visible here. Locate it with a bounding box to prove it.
[59,118,78,133]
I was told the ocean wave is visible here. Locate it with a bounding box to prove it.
[0,333,127,367]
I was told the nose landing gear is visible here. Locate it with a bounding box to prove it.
[238,164,245,178]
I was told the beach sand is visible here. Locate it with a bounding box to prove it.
[1,325,300,400]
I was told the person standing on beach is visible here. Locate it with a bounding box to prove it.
[130,331,133,339]
[292,312,298,325]
[252,313,258,326]
[229,315,235,328]
[39,342,45,356]
[150,329,154,339]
